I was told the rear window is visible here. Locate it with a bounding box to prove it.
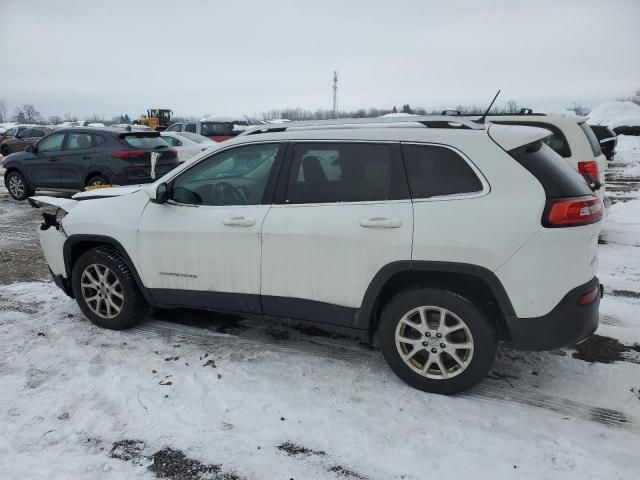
[402,144,483,198]
[578,123,602,157]
[508,141,593,198]
[493,121,571,158]
[200,121,248,137]
[120,133,167,149]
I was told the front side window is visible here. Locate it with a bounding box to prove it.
[286,143,394,204]
[185,123,197,133]
[67,133,93,150]
[18,129,34,138]
[170,143,280,206]
[166,123,183,132]
[578,122,603,157]
[402,144,483,199]
[37,133,65,152]
[32,129,46,137]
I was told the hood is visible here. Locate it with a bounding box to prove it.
[72,185,145,200]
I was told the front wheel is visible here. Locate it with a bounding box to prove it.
[1,145,10,157]
[72,247,148,329]
[5,171,33,200]
[378,288,496,395]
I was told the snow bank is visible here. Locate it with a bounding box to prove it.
[588,101,640,128]
[379,112,419,118]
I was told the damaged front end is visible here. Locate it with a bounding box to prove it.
[29,196,75,297]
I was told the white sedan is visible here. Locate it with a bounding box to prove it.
[160,131,217,163]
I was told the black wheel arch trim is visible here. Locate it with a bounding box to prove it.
[63,234,155,303]
[353,260,517,330]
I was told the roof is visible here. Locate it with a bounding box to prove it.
[241,115,485,136]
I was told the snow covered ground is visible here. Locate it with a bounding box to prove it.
[1,139,640,479]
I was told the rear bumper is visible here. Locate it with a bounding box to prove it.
[506,276,600,351]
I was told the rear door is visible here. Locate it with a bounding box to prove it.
[260,141,413,327]
[28,132,65,187]
[57,131,96,189]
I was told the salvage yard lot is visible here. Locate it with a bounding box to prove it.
[1,137,640,479]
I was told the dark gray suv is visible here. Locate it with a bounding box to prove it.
[2,127,180,200]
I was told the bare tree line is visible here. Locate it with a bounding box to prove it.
[1,89,638,126]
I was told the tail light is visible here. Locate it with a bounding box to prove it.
[111,150,146,159]
[578,161,600,185]
[544,196,603,227]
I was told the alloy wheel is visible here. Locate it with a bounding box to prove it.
[395,305,474,379]
[8,175,25,198]
[80,263,124,319]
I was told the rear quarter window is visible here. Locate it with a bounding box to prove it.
[120,133,167,149]
[508,141,593,198]
[402,144,483,198]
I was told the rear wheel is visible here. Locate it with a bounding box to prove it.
[378,287,496,395]
[72,247,148,329]
[85,175,108,189]
[5,171,33,201]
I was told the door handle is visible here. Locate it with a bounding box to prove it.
[49,157,59,162]
[223,216,256,227]
[83,156,91,160]
[359,217,402,228]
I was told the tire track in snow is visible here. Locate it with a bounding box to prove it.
[132,320,640,434]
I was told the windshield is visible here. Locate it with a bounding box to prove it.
[121,133,168,149]
[578,122,603,157]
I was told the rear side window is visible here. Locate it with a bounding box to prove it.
[121,133,167,149]
[402,144,483,198]
[286,143,397,204]
[493,121,571,158]
[92,134,106,146]
[508,141,593,198]
[185,123,197,133]
[578,123,602,157]
[67,133,92,150]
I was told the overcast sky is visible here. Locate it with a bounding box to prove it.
[1,0,638,120]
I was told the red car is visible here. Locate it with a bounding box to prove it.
[1,127,52,156]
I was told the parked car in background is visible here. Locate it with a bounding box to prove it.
[32,116,602,395]
[482,113,608,202]
[589,125,617,160]
[0,125,34,143]
[1,127,52,156]
[165,114,249,142]
[160,131,216,163]
[2,127,179,200]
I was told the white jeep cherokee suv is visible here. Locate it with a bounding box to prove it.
[32,116,603,395]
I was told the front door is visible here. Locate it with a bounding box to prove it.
[137,141,284,312]
[28,132,65,188]
[260,141,413,327]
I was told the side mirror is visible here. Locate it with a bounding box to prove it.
[148,182,170,204]
[25,144,35,153]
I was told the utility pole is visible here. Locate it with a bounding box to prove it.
[332,70,338,118]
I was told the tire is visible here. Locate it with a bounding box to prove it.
[71,246,148,330]
[378,287,496,395]
[1,146,9,157]
[86,175,108,189]
[5,170,34,201]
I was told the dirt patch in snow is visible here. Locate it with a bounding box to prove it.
[609,289,640,299]
[277,441,326,457]
[0,248,48,284]
[573,334,640,364]
[110,440,242,480]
